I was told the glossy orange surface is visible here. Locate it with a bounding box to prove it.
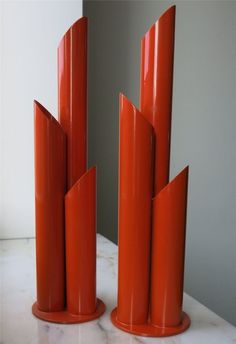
[111,6,190,337]
[58,17,87,189]
[150,167,189,327]
[65,167,97,315]
[34,101,67,312]
[33,17,105,325]
[32,299,105,324]
[140,6,175,195]
[111,309,190,337]
[117,94,154,325]
[111,167,190,336]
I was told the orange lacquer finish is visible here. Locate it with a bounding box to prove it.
[111,166,190,337]
[32,16,105,324]
[116,94,154,324]
[34,101,66,312]
[150,167,190,328]
[32,163,105,323]
[140,6,175,194]
[58,17,87,189]
[111,5,190,337]
[65,166,99,315]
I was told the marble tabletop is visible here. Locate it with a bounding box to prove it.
[0,234,236,344]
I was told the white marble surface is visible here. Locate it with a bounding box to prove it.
[0,234,236,344]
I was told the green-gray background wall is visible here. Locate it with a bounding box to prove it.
[84,0,236,326]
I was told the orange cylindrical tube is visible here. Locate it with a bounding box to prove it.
[58,17,87,189]
[140,6,175,194]
[150,166,189,327]
[65,166,97,315]
[117,94,154,325]
[34,101,67,312]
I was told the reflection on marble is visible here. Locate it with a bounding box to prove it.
[0,234,236,344]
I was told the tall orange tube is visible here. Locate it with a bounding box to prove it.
[58,17,87,189]
[116,94,154,325]
[34,101,66,312]
[150,167,189,327]
[65,167,97,315]
[140,6,175,195]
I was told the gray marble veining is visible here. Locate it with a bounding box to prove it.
[0,235,235,343]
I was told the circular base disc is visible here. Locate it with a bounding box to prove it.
[110,308,190,337]
[32,299,105,324]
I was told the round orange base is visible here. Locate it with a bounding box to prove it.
[32,299,105,324]
[110,308,190,337]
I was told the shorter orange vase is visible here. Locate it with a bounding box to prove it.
[150,167,189,328]
[65,167,105,319]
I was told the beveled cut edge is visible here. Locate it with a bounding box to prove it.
[32,298,105,324]
[120,93,154,133]
[152,166,189,201]
[141,5,176,42]
[110,307,190,337]
[58,16,87,49]
[65,166,96,199]
[34,100,66,135]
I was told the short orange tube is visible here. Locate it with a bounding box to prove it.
[140,6,175,194]
[58,17,87,189]
[150,167,189,327]
[117,94,154,325]
[65,166,97,315]
[34,101,67,312]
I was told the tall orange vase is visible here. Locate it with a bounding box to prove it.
[117,94,154,325]
[140,6,175,195]
[33,101,67,314]
[111,6,191,337]
[58,17,87,189]
[32,17,105,324]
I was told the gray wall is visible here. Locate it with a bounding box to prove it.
[84,0,236,325]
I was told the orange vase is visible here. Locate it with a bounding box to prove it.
[65,166,105,320]
[32,17,105,324]
[33,101,66,313]
[111,6,190,337]
[116,94,154,325]
[150,167,190,335]
[58,17,87,189]
[140,6,175,195]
